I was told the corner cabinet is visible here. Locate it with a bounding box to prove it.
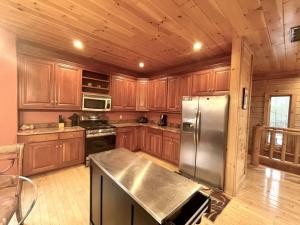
[18,56,82,110]
[111,75,136,110]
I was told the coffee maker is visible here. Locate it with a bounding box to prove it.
[159,114,167,126]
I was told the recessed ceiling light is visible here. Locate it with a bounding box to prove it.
[73,39,84,49]
[193,41,202,51]
[139,62,144,68]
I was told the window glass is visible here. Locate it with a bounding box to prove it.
[269,96,291,145]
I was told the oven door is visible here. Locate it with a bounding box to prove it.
[85,134,116,160]
[82,96,111,111]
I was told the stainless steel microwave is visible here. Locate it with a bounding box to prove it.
[82,93,112,111]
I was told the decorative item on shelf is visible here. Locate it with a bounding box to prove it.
[97,84,101,88]
[242,87,248,110]
[87,82,93,87]
[19,124,35,131]
[58,115,65,128]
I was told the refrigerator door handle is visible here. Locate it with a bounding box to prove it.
[197,111,201,144]
[194,111,199,145]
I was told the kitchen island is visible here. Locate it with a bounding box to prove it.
[89,148,210,225]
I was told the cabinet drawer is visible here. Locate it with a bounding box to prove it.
[163,131,180,139]
[148,127,162,135]
[27,133,59,143]
[59,131,84,140]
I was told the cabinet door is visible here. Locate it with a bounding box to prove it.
[60,138,84,167]
[24,141,59,176]
[154,78,168,110]
[179,74,192,109]
[55,64,82,109]
[212,67,230,91]
[111,76,125,110]
[167,77,180,111]
[116,128,134,151]
[147,129,162,157]
[192,70,212,95]
[19,56,55,109]
[136,80,149,111]
[137,127,147,150]
[124,78,136,110]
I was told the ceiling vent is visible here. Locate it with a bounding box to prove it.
[290,26,300,42]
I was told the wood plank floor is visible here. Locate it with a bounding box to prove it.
[9,151,300,225]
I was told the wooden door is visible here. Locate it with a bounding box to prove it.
[167,77,180,111]
[147,128,162,157]
[136,80,149,111]
[19,56,55,109]
[124,78,136,110]
[192,70,212,95]
[154,78,168,110]
[212,67,230,92]
[59,138,84,167]
[24,141,59,176]
[55,63,82,109]
[137,126,147,150]
[111,76,125,110]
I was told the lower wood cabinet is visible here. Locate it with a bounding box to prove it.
[116,127,136,151]
[18,131,84,176]
[162,131,180,165]
[146,128,163,157]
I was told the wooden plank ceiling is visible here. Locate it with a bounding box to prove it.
[0,0,299,75]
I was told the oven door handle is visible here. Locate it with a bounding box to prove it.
[86,131,116,138]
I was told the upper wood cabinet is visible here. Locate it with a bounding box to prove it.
[192,69,212,95]
[212,67,231,91]
[149,78,168,111]
[111,75,136,110]
[192,67,230,95]
[18,56,55,108]
[18,56,82,110]
[136,79,149,111]
[55,64,82,109]
[167,77,180,111]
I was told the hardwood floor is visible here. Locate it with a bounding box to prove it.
[9,152,300,225]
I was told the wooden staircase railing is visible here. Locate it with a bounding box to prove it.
[251,125,300,175]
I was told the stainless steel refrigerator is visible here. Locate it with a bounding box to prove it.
[179,95,229,190]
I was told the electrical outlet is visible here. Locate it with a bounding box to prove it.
[119,115,123,119]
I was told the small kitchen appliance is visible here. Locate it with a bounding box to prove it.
[159,114,167,126]
[137,116,148,123]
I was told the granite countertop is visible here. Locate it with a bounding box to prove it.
[90,149,201,224]
[112,122,181,133]
[17,126,85,136]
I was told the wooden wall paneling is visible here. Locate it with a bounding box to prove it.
[225,33,253,196]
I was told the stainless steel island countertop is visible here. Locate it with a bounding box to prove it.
[89,148,202,224]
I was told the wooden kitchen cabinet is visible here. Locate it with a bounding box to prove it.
[136,126,148,150]
[116,127,135,151]
[148,78,168,110]
[212,67,230,91]
[146,128,163,157]
[111,75,136,110]
[60,138,84,167]
[136,79,149,111]
[192,67,230,95]
[162,131,180,165]
[55,63,82,109]
[18,56,82,110]
[24,140,60,175]
[167,77,180,111]
[18,56,55,109]
[19,131,84,176]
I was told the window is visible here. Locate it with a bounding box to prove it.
[268,96,291,145]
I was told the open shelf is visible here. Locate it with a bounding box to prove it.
[82,70,110,94]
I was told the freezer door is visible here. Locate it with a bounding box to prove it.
[195,95,229,190]
[179,96,199,178]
